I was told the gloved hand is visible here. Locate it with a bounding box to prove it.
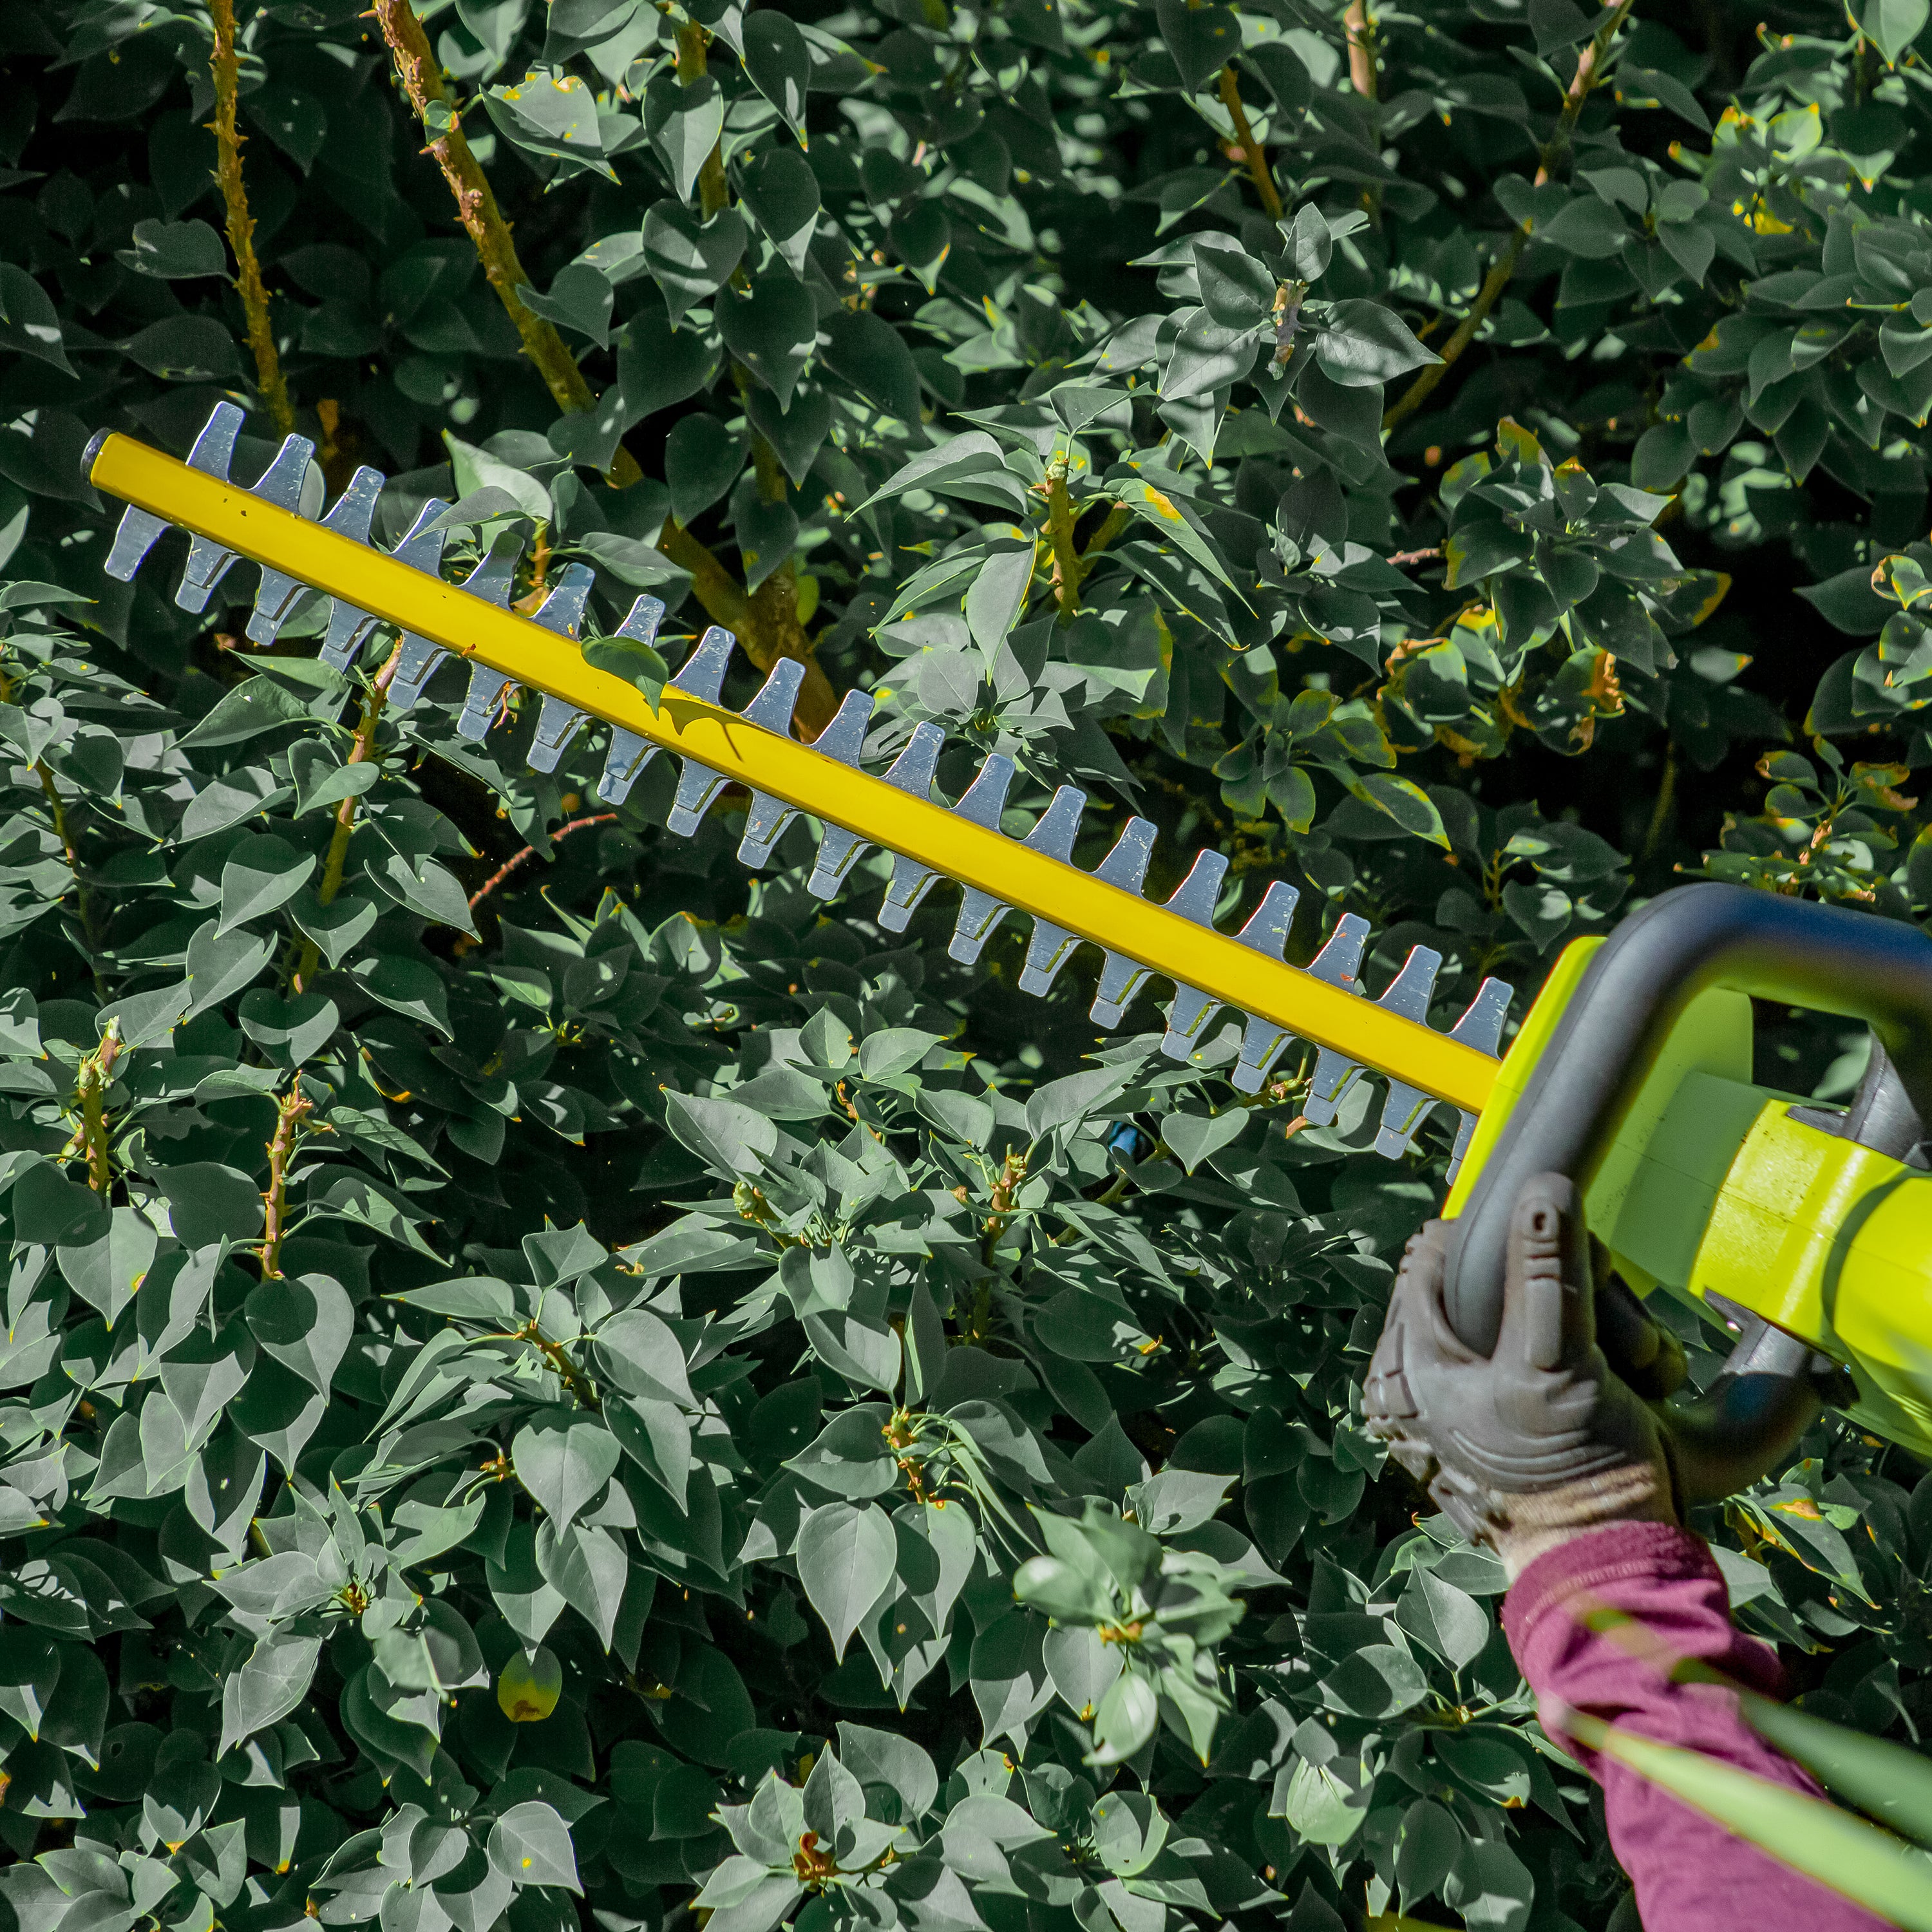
[1363,1171,1686,1579]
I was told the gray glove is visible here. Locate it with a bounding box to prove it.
[1363,1172,1683,1579]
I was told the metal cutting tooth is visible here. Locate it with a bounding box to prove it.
[390,527,520,710]
[696,653,800,835]
[1375,966,1511,1162]
[100,399,242,585]
[1278,914,1372,1123]
[1159,858,1236,1059]
[319,495,450,674]
[668,652,801,836]
[1021,816,1158,998]
[1160,877,1302,1061]
[512,564,599,764]
[1303,943,1441,1134]
[1442,978,1515,1179]
[591,596,668,802]
[249,464,384,646]
[102,399,247,583]
[178,426,313,612]
[880,752,1015,933]
[810,722,943,898]
[660,623,737,825]
[459,563,592,741]
[950,784,1086,965]
[602,621,734,812]
[1225,887,1332,1090]
[1093,848,1226,1029]
[1097,842,1198,1028]
[740,687,873,866]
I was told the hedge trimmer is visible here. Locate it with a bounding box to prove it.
[80,410,1932,1482]
[79,404,1515,1174]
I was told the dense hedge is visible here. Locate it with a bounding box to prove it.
[0,2,1930,1930]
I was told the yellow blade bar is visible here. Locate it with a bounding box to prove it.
[86,430,1498,1115]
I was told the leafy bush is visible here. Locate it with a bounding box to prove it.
[2,1,1932,1930]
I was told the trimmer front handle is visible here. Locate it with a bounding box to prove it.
[1444,882,1932,1499]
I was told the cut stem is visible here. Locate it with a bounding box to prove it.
[209,0,294,437]
[1384,0,1634,430]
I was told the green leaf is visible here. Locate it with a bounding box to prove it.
[719,272,818,409]
[180,673,335,747]
[616,308,720,426]
[1090,1672,1159,1764]
[116,217,227,279]
[218,835,318,934]
[488,1801,582,1893]
[513,1412,621,1531]
[643,205,749,326]
[354,955,452,1037]
[664,1089,779,1177]
[1395,1797,1462,1908]
[1153,0,1241,91]
[740,146,820,276]
[796,1501,896,1660]
[1195,238,1276,330]
[644,73,724,200]
[819,309,923,426]
[741,11,811,137]
[1396,1567,1490,1669]
[0,265,74,375]
[1315,301,1443,387]
[1855,0,1929,63]
[122,314,245,383]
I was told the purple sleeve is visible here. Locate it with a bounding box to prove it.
[1502,1520,1889,1932]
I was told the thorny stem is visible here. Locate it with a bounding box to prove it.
[289,642,399,994]
[209,0,294,437]
[66,1021,122,1198]
[469,813,616,910]
[370,0,839,720]
[258,1083,315,1279]
[1384,0,1636,430]
[1041,464,1084,619]
[1217,68,1283,222]
[980,1148,1028,1260]
[1080,502,1132,566]
[370,0,642,488]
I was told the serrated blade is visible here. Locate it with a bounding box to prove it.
[950,784,1086,964]
[250,464,384,646]
[810,721,943,897]
[741,686,873,867]
[1021,816,1158,998]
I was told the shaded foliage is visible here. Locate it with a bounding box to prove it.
[1,1,1931,1930]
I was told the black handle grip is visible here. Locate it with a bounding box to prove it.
[1442,882,1932,1498]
